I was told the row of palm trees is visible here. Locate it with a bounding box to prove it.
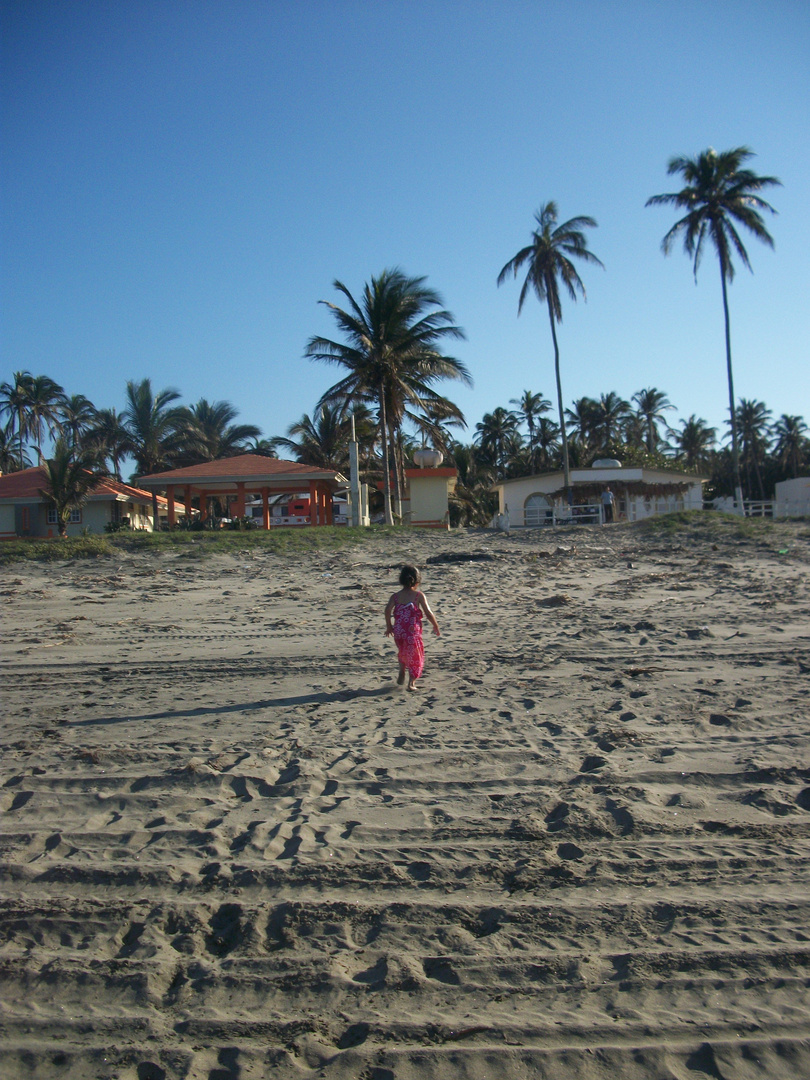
[1,145,795,528]
[0,373,266,477]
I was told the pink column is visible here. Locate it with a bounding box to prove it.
[262,487,270,530]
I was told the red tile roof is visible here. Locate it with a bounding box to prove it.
[136,454,346,485]
[0,466,176,506]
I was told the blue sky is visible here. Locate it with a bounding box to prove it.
[2,0,808,461]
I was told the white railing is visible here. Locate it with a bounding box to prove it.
[517,503,603,527]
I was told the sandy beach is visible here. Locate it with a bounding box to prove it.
[1,518,809,1079]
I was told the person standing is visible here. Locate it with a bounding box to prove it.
[601,486,616,524]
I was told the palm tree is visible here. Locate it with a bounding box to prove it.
[672,415,716,472]
[474,407,522,479]
[306,269,469,525]
[447,442,497,525]
[0,423,31,472]
[533,415,561,471]
[83,407,133,480]
[497,202,603,501]
[509,390,551,455]
[122,378,184,525]
[632,387,674,453]
[592,391,632,451]
[25,375,66,461]
[646,147,781,511]
[0,371,35,469]
[271,404,351,470]
[40,438,106,537]
[177,399,261,465]
[734,398,772,500]
[772,414,808,478]
[247,437,279,459]
[60,394,97,452]
[565,396,600,458]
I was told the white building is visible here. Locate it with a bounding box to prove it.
[775,477,810,518]
[491,460,707,527]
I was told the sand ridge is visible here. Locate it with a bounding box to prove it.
[1,521,810,1078]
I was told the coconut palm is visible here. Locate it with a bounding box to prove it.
[40,438,107,537]
[122,378,185,524]
[0,423,30,472]
[592,391,632,451]
[632,387,675,453]
[177,399,261,465]
[565,396,600,457]
[772,414,808,479]
[25,375,66,461]
[474,407,522,479]
[306,269,469,525]
[646,147,781,510]
[447,442,497,526]
[509,390,551,455]
[60,394,97,452]
[247,437,279,459]
[672,415,717,472]
[0,371,35,469]
[497,202,603,501]
[271,404,352,470]
[734,398,772,500]
[83,407,133,481]
[533,415,562,471]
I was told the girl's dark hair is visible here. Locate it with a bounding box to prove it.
[399,564,420,588]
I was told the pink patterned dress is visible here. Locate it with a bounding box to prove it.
[393,601,424,681]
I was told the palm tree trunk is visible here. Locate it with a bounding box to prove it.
[378,386,394,526]
[547,295,571,503]
[389,419,403,522]
[720,266,745,512]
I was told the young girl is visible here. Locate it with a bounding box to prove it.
[384,564,440,691]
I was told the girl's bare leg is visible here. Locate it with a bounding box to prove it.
[397,665,406,685]
[406,677,419,692]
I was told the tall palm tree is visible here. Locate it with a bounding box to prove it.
[177,399,261,465]
[632,387,674,453]
[25,375,66,461]
[564,396,600,458]
[533,415,562,471]
[122,378,184,525]
[60,394,97,452]
[247,437,279,459]
[672,415,716,472]
[306,269,469,525]
[592,391,632,451]
[271,404,352,470]
[509,390,551,455]
[0,424,31,472]
[734,398,772,500]
[40,438,107,537]
[474,407,522,479]
[772,414,808,479]
[0,371,35,469]
[497,202,603,501]
[646,147,781,511]
[83,407,133,480]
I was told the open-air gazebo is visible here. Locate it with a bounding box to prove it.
[136,455,348,528]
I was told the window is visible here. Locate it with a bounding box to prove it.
[524,493,553,526]
[47,507,81,524]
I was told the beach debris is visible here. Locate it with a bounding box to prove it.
[685,626,713,638]
[537,594,571,607]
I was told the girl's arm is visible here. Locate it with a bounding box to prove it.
[418,592,441,636]
[384,594,397,636]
